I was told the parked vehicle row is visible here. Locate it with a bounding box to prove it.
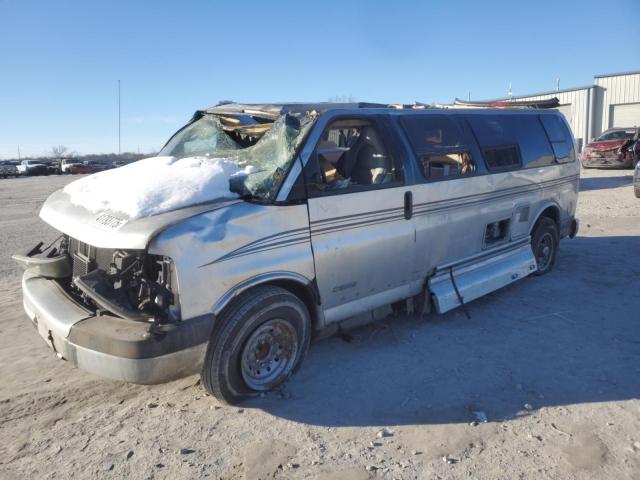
[14,101,580,404]
[60,158,114,174]
[1,158,137,178]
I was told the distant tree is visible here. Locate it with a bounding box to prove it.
[51,145,69,158]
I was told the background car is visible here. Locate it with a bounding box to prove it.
[581,127,638,169]
[0,160,19,178]
[67,162,99,174]
[16,159,48,176]
[634,161,640,198]
[44,160,61,175]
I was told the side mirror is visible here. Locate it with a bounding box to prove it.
[229,173,248,195]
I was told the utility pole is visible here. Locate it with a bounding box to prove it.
[118,80,121,155]
[17,145,21,160]
[556,77,560,92]
[508,82,513,99]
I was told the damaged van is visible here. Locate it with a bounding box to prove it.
[14,102,579,403]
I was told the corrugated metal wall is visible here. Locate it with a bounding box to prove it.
[595,73,640,131]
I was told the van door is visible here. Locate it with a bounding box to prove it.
[304,116,420,323]
[399,113,489,273]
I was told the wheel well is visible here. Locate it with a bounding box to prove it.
[265,279,320,332]
[532,205,559,233]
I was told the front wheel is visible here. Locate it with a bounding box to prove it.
[531,217,559,276]
[201,285,311,404]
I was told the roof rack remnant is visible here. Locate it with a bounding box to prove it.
[452,97,561,109]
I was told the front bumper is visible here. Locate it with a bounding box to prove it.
[21,271,211,384]
[581,155,631,168]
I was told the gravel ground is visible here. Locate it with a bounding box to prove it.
[0,169,639,480]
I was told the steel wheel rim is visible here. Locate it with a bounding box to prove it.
[240,318,299,391]
[535,232,554,271]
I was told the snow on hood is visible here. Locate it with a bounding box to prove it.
[63,156,252,219]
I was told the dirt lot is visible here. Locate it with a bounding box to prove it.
[0,169,639,480]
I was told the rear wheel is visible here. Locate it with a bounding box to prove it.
[201,285,311,404]
[531,216,559,276]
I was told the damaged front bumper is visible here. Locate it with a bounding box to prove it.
[20,270,212,384]
[581,154,632,168]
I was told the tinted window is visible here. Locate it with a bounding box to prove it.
[401,115,465,153]
[467,115,522,171]
[483,145,521,170]
[401,115,476,180]
[510,116,555,168]
[597,130,634,141]
[540,115,576,163]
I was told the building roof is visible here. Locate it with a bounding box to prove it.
[594,70,640,79]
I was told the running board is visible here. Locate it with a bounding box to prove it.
[429,242,537,314]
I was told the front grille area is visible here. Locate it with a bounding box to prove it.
[68,238,116,278]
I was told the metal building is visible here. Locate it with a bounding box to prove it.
[472,70,640,151]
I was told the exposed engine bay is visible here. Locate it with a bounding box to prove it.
[15,236,180,324]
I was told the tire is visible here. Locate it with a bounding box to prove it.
[531,216,559,276]
[201,285,311,404]
[635,185,640,199]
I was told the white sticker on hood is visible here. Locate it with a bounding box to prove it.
[95,212,126,229]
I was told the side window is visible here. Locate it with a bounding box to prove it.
[467,115,522,172]
[510,116,556,168]
[305,118,400,195]
[540,115,576,163]
[401,115,477,180]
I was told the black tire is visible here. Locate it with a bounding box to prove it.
[201,285,311,404]
[634,185,640,199]
[531,216,559,276]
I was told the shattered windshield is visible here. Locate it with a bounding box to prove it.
[159,113,313,200]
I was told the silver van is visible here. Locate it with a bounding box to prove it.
[14,102,579,403]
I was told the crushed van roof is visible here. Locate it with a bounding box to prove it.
[204,102,389,118]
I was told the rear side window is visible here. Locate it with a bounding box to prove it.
[402,115,465,152]
[540,115,576,163]
[510,116,556,168]
[401,115,477,180]
[467,115,522,172]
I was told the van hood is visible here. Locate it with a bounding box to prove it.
[40,189,242,249]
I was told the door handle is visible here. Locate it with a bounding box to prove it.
[404,191,413,220]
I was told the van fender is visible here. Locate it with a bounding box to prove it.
[212,271,316,317]
[528,201,560,235]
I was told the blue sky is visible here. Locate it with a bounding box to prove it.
[1,0,638,158]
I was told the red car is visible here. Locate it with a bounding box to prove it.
[67,163,99,174]
[581,127,639,169]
